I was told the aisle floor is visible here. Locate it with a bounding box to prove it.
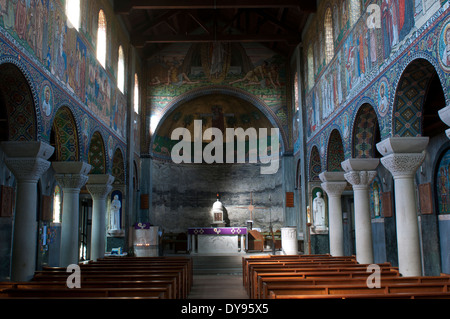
[188,274,249,299]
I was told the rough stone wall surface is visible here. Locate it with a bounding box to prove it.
[151,161,284,233]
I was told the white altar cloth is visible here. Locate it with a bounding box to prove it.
[188,227,247,254]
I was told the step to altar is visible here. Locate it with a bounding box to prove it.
[191,255,244,275]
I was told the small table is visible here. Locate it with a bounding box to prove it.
[188,227,247,254]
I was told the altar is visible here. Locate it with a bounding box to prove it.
[188,227,247,254]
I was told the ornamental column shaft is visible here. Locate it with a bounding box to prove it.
[87,174,114,261]
[319,172,348,257]
[377,137,429,276]
[1,141,54,281]
[341,158,379,265]
[52,162,91,267]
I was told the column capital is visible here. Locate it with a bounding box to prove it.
[321,181,348,197]
[52,161,92,190]
[376,137,429,157]
[438,104,450,127]
[86,174,115,200]
[319,171,346,182]
[344,170,377,189]
[341,158,379,189]
[1,141,54,182]
[380,152,426,178]
[319,172,348,197]
[376,137,429,178]
[341,158,380,172]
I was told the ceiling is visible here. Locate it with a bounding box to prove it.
[114,0,316,60]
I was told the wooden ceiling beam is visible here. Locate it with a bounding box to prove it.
[132,10,181,34]
[115,0,316,14]
[131,33,301,47]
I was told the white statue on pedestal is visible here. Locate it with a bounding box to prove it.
[313,191,326,230]
[110,195,121,231]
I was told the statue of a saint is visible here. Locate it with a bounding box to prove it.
[313,192,326,229]
[110,195,121,231]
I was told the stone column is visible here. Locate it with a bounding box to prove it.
[341,158,379,265]
[438,104,450,139]
[1,141,54,281]
[52,162,91,267]
[86,174,114,261]
[377,137,429,276]
[319,172,348,257]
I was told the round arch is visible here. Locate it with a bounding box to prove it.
[50,106,80,161]
[308,145,322,182]
[0,61,39,141]
[88,131,107,174]
[149,86,288,155]
[326,129,345,172]
[391,56,447,137]
[111,147,126,185]
[351,103,381,159]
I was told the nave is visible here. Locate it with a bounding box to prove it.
[1,253,449,300]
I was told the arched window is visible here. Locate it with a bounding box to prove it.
[349,0,361,27]
[97,10,107,68]
[307,45,314,90]
[324,8,334,64]
[118,46,125,93]
[53,185,62,224]
[66,0,81,30]
[294,71,299,111]
[134,73,139,114]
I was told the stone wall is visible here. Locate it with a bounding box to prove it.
[150,160,284,234]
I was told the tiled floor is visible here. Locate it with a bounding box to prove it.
[186,254,251,299]
[188,274,249,299]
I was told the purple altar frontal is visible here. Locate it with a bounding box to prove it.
[188,227,247,235]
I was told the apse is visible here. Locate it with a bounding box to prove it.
[149,93,284,234]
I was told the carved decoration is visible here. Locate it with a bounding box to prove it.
[380,152,426,178]
[321,181,348,197]
[55,174,89,190]
[344,170,377,189]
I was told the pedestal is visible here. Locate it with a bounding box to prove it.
[281,227,298,255]
[377,137,428,276]
[320,172,348,257]
[310,234,330,254]
[133,225,159,257]
[1,141,54,281]
[342,158,379,265]
[53,162,91,267]
[87,174,114,261]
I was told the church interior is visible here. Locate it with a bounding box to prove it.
[0,0,450,302]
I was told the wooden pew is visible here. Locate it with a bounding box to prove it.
[242,255,357,288]
[34,257,192,298]
[243,255,450,300]
[82,256,193,291]
[259,275,450,299]
[264,282,450,298]
[1,256,192,299]
[33,270,186,298]
[250,267,399,298]
[247,262,398,297]
[0,279,176,299]
[269,291,450,299]
[31,274,184,298]
[1,287,168,298]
